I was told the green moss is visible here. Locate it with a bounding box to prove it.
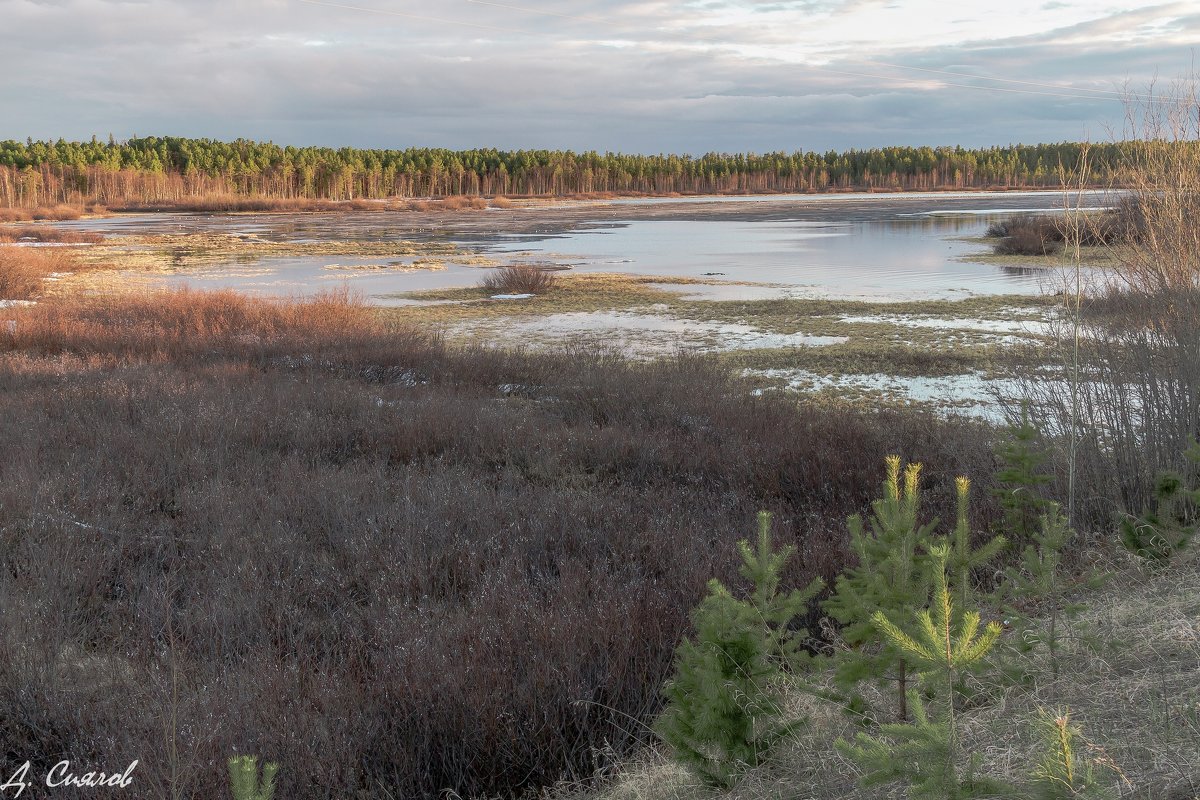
[718,341,1021,378]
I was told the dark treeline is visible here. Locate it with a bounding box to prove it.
[0,136,1124,207]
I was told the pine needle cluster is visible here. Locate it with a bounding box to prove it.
[228,755,278,800]
[1120,440,1200,564]
[992,403,1054,548]
[656,512,823,787]
[838,545,1009,799]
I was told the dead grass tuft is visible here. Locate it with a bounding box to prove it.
[480,264,559,294]
[0,246,92,300]
[0,205,84,222]
[0,226,104,244]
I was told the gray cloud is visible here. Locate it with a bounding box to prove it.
[1,0,1195,152]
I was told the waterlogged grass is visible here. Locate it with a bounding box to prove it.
[719,339,1027,377]
[383,274,1058,413]
[381,273,709,322]
[82,232,485,271]
[955,238,1121,269]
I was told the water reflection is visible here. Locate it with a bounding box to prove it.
[46,192,1103,301]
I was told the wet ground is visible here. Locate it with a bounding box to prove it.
[22,190,1107,416]
[50,190,1107,301]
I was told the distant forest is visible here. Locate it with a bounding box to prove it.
[0,136,1126,207]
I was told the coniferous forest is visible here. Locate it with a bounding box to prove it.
[0,136,1124,206]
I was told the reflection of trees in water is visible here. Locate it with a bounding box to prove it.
[997,265,1046,277]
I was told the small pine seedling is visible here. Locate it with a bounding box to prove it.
[945,476,1006,616]
[824,456,938,722]
[657,511,824,788]
[1120,440,1200,564]
[1001,504,1100,681]
[228,755,278,800]
[1028,708,1116,800]
[992,401,1054,548]
[837,545,1009,799]
[837,693,1014,800]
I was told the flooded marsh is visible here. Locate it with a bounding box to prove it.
[9,190,1101,413]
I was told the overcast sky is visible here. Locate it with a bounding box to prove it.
[2,0,1196,153]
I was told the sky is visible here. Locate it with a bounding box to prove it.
[2,0,1197,154]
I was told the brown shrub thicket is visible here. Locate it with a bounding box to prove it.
[1006,81,1200,526]
[0,246,92,300]
[0,204,84,222]
[987,205,1144,256]
[0,226,103,244]
[0,288,1003,799]
[110,195,497,214]
[480,265,559,294]
[110,195,383,213]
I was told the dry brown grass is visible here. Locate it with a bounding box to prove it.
[110,195,384,213]
[110,195,501,214]
[6,286,379,359]
[0,245,92,300]
[480,264,559,294]
[0,204,84,222]
[403,196,489,211]
[0,226,103,244]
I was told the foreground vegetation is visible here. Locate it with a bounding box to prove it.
[0,288,1012,799]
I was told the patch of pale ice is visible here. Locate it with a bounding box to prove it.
[463,311,845,357]
[491,293,535,300]
[745,367,1027,420]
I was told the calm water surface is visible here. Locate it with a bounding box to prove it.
[59,191,1106,302]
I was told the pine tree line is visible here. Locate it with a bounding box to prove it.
[0,137,1127,207]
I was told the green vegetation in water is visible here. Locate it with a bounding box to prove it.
[380,274,709,322]
[718,342,1019,378]
[957,242,1119,269]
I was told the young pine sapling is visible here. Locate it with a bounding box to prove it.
[657,511,824,788]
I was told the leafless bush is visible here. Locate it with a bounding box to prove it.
[1003,78,1200,526]
[0,288,1002,799]
[480,265,558,294]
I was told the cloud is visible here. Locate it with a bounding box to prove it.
[0,0,1195,152]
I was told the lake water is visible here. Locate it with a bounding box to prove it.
[56,191,1108,302]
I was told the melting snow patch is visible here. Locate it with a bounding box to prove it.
[491,293,534,300]
[0,300,36,308]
